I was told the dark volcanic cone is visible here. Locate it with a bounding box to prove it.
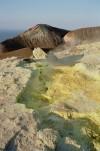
[0,24,69,53]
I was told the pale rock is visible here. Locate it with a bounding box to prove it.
[33,48,47,59]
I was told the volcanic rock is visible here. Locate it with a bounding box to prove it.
[0,24,68,53]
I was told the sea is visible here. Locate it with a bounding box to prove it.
[0,30,23,42]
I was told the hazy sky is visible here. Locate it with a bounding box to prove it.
[0,0,100,30]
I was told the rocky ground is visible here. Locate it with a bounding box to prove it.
[0,42,100,151]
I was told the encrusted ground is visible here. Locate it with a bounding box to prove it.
[0,42,100,151]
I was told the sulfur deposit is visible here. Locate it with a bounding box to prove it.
[0,42,100,151]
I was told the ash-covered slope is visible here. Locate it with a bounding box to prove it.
[64,26,100,46]
[0,48,33,59]
[0,24,68,53]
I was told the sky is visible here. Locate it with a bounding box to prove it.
[0,0,100,30]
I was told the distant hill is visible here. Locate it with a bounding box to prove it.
[0,24,68,52]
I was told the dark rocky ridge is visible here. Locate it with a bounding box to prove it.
[0,24,69,53]
[1,25,100,60]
